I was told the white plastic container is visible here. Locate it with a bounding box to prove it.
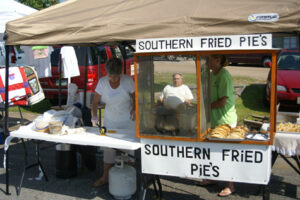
[34,116,49,133]
[260,123,270,132]
[49,121,63,134]
[109,156,136,200]
[65,106,82,118]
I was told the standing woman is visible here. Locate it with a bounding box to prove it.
[210,54,237,197]
[91,57,136,187]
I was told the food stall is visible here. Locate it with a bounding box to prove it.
[3,0,300,199]
[134,34,280,188]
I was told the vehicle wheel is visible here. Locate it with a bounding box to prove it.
[262,57,271,67]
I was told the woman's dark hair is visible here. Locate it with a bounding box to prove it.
[105,57,122,75]
[212,54,229,67]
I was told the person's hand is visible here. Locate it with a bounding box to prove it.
[91,116,99,127]
[130,108,136,121]
[177,102,188,111]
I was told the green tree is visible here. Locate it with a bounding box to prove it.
[18,0,59,10]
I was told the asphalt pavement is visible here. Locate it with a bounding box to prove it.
[0,112,299,200]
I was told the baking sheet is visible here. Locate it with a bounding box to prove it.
[245,132,269,141]
[206,136,244,141]
[276,131,300,135]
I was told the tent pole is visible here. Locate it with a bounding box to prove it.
[97,55,101,124]
[298,33,300,48]
[4,45,10,195]
[98,55,101,80]
[58,54,62,107]
[83,50,88,107]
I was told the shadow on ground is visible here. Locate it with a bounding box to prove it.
[0,140,115,199]
[240,84,269,113]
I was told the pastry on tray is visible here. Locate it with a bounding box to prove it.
[276,123,300,132]
[209,124,231,138]
[208,124,248,139]
[227,126,248,139]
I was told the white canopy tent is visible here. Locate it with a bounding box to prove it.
[0,0,37,40]
[4,0,300,46]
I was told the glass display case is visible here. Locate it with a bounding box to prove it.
[134,50,279,145]
[136,35,283,187]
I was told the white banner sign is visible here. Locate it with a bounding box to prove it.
[136,34,272,53]
[141,139,272,184]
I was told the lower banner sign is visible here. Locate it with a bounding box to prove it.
[141,139,272,184]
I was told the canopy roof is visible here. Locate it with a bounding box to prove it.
[5,0,300,46]
[0,0,36,35]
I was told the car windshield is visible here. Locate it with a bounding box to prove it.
[277,52,300,70]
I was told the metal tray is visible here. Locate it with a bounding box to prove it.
[206,136,244,142]
[245,132,269,141]
[276,131,300,135]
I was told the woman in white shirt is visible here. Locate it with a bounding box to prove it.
[91,58,136,187]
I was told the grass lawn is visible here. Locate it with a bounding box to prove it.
[235,83,269,125]
[8,99,53,114]
[232,76,270,125]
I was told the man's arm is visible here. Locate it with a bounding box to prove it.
[157,96,164,104]
[184,85,194,105]
[186,99,192,104]
[157,86,167,104]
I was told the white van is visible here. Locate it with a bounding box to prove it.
[0,41,25,67]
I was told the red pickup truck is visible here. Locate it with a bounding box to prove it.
[39,45,135,101]
[227,53,271,67]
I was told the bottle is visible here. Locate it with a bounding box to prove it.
[109,155,136,200]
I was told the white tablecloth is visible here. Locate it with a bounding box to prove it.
[272,132,300,156]
[4,123,140,168]
[5,123,140,151]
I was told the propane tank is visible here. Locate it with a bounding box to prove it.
[109,155,136,200]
